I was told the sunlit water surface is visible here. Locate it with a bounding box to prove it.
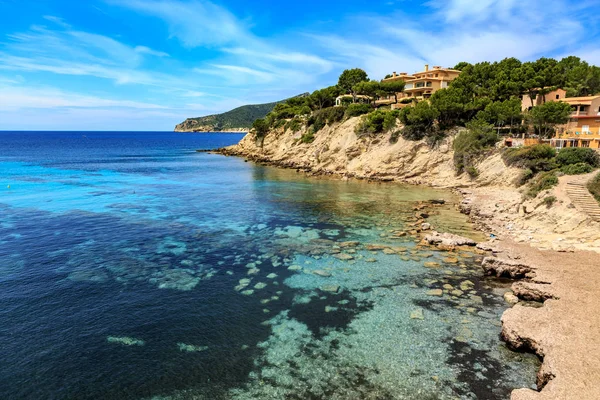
[0,132,539,399]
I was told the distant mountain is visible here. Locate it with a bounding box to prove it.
[175,94,307,132]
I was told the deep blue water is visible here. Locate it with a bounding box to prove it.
[0,132,538,399]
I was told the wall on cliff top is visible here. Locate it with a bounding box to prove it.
[230,116,521,188]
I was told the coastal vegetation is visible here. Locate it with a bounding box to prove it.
[246,56,600,195]
[175,94,307,132]
[503,145,600,197]
[589,172,600,203]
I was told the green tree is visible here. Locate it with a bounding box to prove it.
[453,61,471,71]
[379,80,406,103]
[477,98,523,134]
[309,86,341,110]
[353,80,381,104]
[252,118,269,138]
[399,101,440,141]
[528,101,572,138]
[338,68,369,102]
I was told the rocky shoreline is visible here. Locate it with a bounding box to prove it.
[211,137,600,399]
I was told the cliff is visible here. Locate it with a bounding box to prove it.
[219,117,600,252]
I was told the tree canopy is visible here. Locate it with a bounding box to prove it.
[338,68,369,100]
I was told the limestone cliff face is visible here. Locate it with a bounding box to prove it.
[223,117,519,188]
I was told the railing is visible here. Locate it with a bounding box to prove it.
[557,129,600,139]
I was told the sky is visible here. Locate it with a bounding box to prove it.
[0,0,599,131]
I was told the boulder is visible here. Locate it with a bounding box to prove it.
[482,257,534,279]
[423,232,477,247]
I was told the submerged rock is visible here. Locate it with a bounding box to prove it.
[321,284,340,293]
[333,253,354,261]
[177,343,208,352]
[427,289,443,296]
[410,308,425,320]
[312,270,332,277]
[107,336,145,346]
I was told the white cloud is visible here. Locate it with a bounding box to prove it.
[0,84,168,110]
[110,0,251,48]
[311,0,597,80]
[42,15,72,28]
[134,45,170,57]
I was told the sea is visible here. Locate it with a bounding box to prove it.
[0,131,539,399]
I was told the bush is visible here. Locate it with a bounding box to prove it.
[453,120,499,174]
[355,110,387,136]
[526,171,558,198]
[399,101,440,142]
[542,195,557,207]
[588,172,600,203]
[561,162,594,175]
[321,106,346,125]
[502,144,558,173]
[516,168,534,186]
[389,130,401,144]
[285,118,302,132]
[252,118,269,138]
[466,166,479,178]
[556,147,600,168]
[345,103,372,117]
[299,131,315,144]
[383,110,400,132]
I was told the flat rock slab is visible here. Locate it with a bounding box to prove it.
[423,232,477,247]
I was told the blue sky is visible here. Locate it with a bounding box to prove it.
[1,0,599,131]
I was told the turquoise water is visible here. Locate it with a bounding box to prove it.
[0,132,538,399]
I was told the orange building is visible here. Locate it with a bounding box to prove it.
[550,96,600,150]
[520,88,567,111]
[377,65,461,108]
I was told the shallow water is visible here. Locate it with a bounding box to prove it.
[0,132,538,399]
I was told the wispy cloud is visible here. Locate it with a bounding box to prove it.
[311,0,598,79]
[109,0,251,48]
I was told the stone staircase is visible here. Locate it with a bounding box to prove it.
[565,176,600,222]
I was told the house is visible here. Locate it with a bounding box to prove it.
[520,88,567,111]
[549,96,600,150]
[401,65,461,100]
[378,65,461,109]
[335,94,371,106]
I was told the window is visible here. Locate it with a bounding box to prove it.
[434,74,438,77]
[582,125,590,133]
[556,94,560,99]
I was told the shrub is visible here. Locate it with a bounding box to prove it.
[299,131,315,144]
[560,162,594,175]
[466,166,479,178]
[321,106,346,125]
[252,118,269,138]
[516,168,534,186]
[355,110,387,136]
[383,110,400,132]
[452,120,499,174]
[389,130,401,144]
[556,147,600,168]
[285,118,302,132]
[345,103,372,117]
[399,101,440,142]
[542,195,557,207]
[588,172,600,203]
[502,144,558,173]
[526,171,558,198]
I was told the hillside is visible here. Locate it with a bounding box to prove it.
[175,94,307,132]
